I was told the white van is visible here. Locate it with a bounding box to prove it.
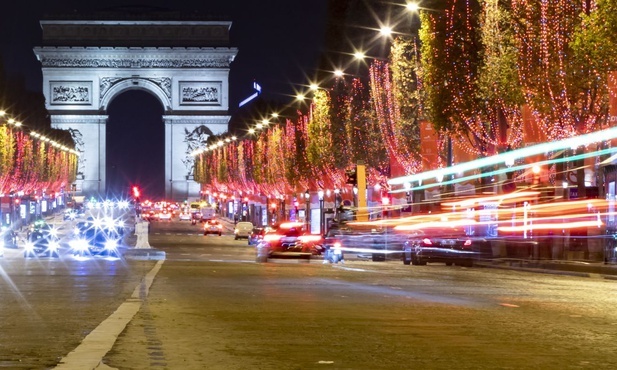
[234,222,254,240]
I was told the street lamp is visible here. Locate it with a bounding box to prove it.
[318,189,325,235]
[304,190,310,231]
[280,195,286,222]
[334,188,341,217]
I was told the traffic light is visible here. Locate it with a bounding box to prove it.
[132,186,140,198]
[345,168,357,185]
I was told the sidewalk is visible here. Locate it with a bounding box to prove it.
[475,258,617,279]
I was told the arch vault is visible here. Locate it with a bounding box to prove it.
[33,13,237,200]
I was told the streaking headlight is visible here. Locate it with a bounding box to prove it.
[116,220,125,228]
[70,239,89,251]
[48,228,58,238]
[48,241,60,252]
[104,239,118,250]
[25,242,35,252]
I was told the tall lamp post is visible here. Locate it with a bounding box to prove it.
[334,188,341,220]
[318,189,324,235]
[304,189,311,231]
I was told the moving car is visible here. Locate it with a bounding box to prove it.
[248,227,267,246]
[255,222,319,262]
[179,212,192,221]
[204,219,223,236]
[234,221,254,240]
[1,227,18,250]
[70,227,122,258]
[158,211,172,221]
[401,226,490,267]
[24,229,60,258]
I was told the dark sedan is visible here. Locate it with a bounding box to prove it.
[402,227,490,267]
[255,222,320,262]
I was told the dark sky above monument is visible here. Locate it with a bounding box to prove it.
[0,0,329,110]
[0,0,329,199]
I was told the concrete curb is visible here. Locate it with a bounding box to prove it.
[121,248,166,261]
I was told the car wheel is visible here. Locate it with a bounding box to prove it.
[234,236,238,240]
[445,262,453,266]
[372,253,386,262]
[204,232,207,236]
[403,259,411,265]
[218,233,222,236]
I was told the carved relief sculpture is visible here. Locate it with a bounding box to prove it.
[183,125,214,177]
[179,82,221,105]
[50,81,92,104]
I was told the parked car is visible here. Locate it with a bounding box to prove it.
[401,226,490,267]
[234,221,254,240]
[204,219,223,236]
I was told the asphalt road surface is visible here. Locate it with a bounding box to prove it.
[1,217,617,369]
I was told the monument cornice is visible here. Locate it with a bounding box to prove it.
[34,46,237,68]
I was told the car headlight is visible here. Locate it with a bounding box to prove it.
[48,241,60,252]
[70,239,89,251]
[25,242,35,252]
[104,239,118,250]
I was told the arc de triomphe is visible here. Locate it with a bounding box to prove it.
[33,13,237,201]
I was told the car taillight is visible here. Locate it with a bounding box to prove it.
[299,235,322,243]
[263,234,283,242]
[422,238,432,245]
[463,239,472,247]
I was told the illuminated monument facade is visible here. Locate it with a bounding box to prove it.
[34,10,238,200]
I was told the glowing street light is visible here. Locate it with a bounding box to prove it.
[333,69,344,77]
[406,2,419,12]
[379,26,393,37]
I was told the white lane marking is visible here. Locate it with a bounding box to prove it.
[54,260,165,369]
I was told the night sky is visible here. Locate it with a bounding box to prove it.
[0,0,329,199]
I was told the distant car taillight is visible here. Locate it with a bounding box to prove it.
[463,239,472,247]
[422,238,432,245]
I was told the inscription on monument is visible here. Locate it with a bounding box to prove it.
[50,81,92,104]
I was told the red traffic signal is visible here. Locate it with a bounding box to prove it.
[132,186,140,198]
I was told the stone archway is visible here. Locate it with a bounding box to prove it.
[33,13,237,201]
